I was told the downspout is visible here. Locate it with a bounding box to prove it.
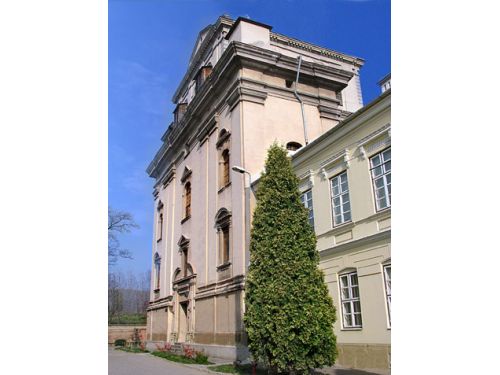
[294,55,309,145]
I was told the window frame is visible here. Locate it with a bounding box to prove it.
[215,209,232,268]
[330,171,352,227]
[300,189,314,228]
[220,149,231,188]
[154,253,161,291]
[383,264,391,328]
[339,271,363,329]
[369,147,391,211]
[184,182,192,220]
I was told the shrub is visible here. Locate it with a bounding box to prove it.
[114,339,126,347]
[194,351,209,364]
[182,345,196,359]
[244,144,337,373]
[155,342,172,352]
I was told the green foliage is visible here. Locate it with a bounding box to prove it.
[151,351,213,365]
[116,346,148,353]
[208,364,267,374]
[114,339,126,347]
[244,144,337,373]
[108,313,147,325]
[194,352,210,364]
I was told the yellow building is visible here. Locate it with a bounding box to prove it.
[292,88,391,370]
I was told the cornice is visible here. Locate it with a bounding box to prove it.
[319,230,391,258]
[172,16,234,103]
[270,32,365,67]
[195,274,245,300]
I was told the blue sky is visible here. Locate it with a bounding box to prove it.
[108,0,391,274]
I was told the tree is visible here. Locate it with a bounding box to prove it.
[244,144,337,374]
[108,206,139,265]
[108,272,124,322]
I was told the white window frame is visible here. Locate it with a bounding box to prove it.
[383,264,391,327]
[339,271,362,329]
[370,148,391,211]
[330,171,352,226]
[300,189,314,228]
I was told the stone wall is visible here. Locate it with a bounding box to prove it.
[108,325,147,344]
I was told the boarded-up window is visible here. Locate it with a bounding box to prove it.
[195,66,213,93]
[221,149,230,187]
[184,182,191,218]
[221,225,230,264]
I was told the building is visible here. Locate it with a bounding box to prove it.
[292,88,391,370]
[145,15,365,360]
[378,73,391,93]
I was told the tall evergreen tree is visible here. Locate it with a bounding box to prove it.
[244,144,337,374]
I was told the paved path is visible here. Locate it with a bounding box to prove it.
[109,347,208,375]
[109,347,389,375]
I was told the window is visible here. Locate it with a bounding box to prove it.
[215,208,231,266]
[286,141,302,152]
[339,272,362,328]
[300,190,314,227]
[184,182,191,219]
[330,171,351,226]
[220,149,230,187]
[195,65,212,93]
[174,103,187,124]
[182,247,189,277]
[370,148,391,210]
[383,264,391,326]
[221,225,230,264]
[157,213,163,241]
[154,253,161,290]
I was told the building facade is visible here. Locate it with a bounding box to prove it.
[292,89,391,370]
[146,15,364,360]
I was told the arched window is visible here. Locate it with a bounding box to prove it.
[286,141,302,152]
[220,149,230,187]
[154,253,161,290]
[184,182,191,219]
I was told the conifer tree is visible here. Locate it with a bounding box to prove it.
[244,144,337,374]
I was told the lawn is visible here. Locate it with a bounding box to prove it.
[116,346,148,353]
[207,364,267,374]
[151,351,213,365]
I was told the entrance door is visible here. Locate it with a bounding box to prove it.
[178,302,188,342]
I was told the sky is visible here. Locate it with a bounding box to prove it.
[108,0,391,275]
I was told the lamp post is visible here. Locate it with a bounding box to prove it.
[232,165,251,274]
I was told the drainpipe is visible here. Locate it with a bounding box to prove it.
[294,55,309,145]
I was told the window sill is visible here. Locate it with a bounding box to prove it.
[218,182,231,194]
[375,206,391,214]
[341,327,362,331]
[216,262,231,271]
[333,220,353,230]
[181,215,191,224]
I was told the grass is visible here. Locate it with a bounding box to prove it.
[207,364,267,374]
[109,313,147,325]
[151,351,213,365]
[116,346,148,353]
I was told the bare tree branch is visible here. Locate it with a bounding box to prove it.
[108,206,139,265]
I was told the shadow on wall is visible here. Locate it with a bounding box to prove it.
[313,367,389,375]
